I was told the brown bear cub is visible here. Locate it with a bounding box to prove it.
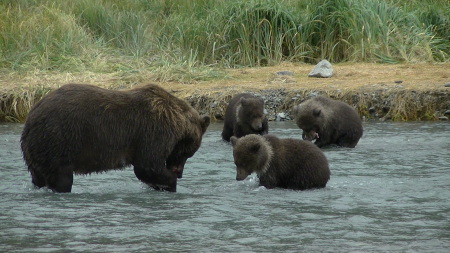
[292,96,363,148]
[230,134,330,190]
[222,93,268,142]
[21,83,210,193]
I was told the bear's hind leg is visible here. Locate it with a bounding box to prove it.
[338,136,358,148]
[46,166,74,193]
[29,167,46,188]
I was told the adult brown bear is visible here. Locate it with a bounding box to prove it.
[292,96,363,148]
[221,93,268,142]
[230,134,330,190]
[21,83,210,193]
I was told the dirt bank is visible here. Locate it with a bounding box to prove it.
[169,63,450,121]
[1,63,449,122]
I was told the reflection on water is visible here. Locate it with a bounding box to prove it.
[0,121,449,252]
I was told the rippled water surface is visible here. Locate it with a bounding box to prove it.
[1,121,449,252]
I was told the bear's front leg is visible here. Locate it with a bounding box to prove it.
[133,166,177,192]
[260,118,269,135]
[221,125,234,142]
[313,138,325,148]
[233,124,250,139]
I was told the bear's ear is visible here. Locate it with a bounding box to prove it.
[240,97,248,106]
[230,136,239,147]
[313,108,321,116]
[292,104,300,114]
[200,115,210,133]
[250,143,261,153]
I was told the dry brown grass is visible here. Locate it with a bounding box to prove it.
[1,63,449,122]
[2,62,448,92]
[166,62,450,95]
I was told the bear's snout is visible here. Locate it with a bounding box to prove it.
[236,169,250,181]
[253,121,263,131]
[171,166,184,179]
[302,130,319,141]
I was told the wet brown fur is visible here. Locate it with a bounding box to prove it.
[231,134,330,190]
[293,96,363,148]
[21,83,210,193]
[222,93,268,142]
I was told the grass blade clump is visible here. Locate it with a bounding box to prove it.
[0,3,98,71]
[215,0,305,66]
[0,86,52,122]
[300,0,445,63]
[71,0,156,57]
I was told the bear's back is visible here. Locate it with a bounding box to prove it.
[21,83,200,172]
[261,135,330,190]
[223,93,258,122]
[295,96,363,148]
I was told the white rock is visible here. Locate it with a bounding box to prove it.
[308,59,333,78]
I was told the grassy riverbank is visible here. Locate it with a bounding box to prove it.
[0,0,449,122]
[1,62,449,122]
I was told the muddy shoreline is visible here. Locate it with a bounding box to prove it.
[185,86,450,122]
[1,84,449,123]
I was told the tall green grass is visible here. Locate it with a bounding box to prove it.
[0,2,97,71]
[0,0,449,75]
[299,0,449,63]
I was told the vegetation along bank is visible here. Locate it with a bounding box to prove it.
[0,0,449,122]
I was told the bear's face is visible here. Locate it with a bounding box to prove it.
[237,97,265,131]
[293,104,322,141]
[166,115,210,178]
[230,135,272,181]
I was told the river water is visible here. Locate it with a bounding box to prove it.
[0,121,449,252]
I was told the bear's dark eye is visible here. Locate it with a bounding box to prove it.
[235,159,245,167]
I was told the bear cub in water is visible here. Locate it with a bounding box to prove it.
[230,134,330,190]
[21,83,210,193]
[222,93,268,142]
[292,96,363,148]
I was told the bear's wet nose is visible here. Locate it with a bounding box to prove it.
[172,167,183,179]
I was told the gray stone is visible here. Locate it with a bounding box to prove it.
[214,112,223,120]
[444,110,450,116]
[307,91,320,98]
[275,71,294,76]
[308,59,333,78]
[380,115,392,121]
[444,83,450,87]
[438,116,448,121]
[276,112,286,121]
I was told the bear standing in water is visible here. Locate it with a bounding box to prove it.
[230,134,330,190]
[221,93,268,142]
[21,83,210,193]
[292,96,363,148]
